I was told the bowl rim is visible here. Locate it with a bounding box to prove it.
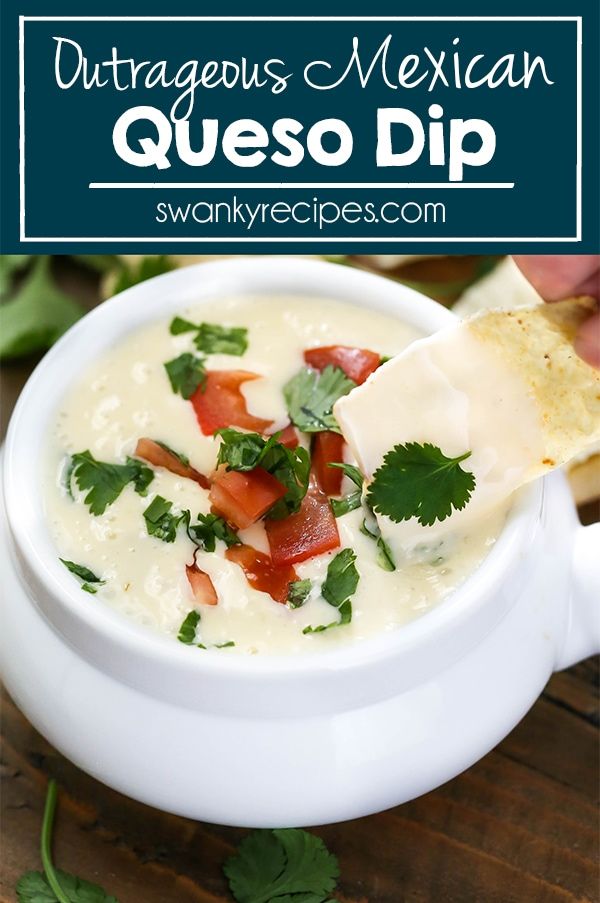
[3,255,542,678]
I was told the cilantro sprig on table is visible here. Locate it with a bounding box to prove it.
[224,828,340,903]
[283,365,355,434]
[170,316,248,356]
[17,782,342,903]
[367,442,476,527]
[69,451,154,516]
[216,428,311,519]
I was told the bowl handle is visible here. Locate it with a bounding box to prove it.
[555,521,600,670]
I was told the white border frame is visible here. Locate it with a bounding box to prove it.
[18,15,583,244]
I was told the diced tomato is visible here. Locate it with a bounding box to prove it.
[312,431,345,495]
[191,370,274,436]
[135,438,210,489]
[225,544,297,604]
[265,479,340,566]
[274,424,299,449]
[209,467,287,530]
[304,345,380,385]
[186,563,218,605]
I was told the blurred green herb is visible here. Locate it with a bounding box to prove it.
[0,257,85,360]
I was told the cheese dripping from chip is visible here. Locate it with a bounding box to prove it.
[334,297,600,556]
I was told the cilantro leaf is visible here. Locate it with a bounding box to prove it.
[195,323,248,355]
[359,514,396,572]
[59,559,105,594]
[164,352,206,399]
[189,513,240,552]
[287,579,312,609]
[327,462,363,489]
[321,548,359,608]
[169,317,248,355]
[216,429,310,519]
[143,496,189,543]
[16,779,118,903]
[16,869,118,903]
[0,257,84,360]
[283,365,355,434]
[216,429,273,472]
[330,491,362,518]
[303,549,359,634]
[70,451,154,516]
[223,828,339,903]
[328,463,364,517]
[367,442,476,527]
[177,610,201,644]
[169,316,198,335]
[112,255,173,294]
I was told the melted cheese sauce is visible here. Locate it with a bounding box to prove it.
[44,295,507,655]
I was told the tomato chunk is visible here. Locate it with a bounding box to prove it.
[135,438,210,489]
[191,370,274,435]
[273,424,299,449]
[209,467,287,530]
[225,544,297,604]
[266,479,340,566]
[186,563,218,605]
[304,345,380,385]
[312,431,345,495]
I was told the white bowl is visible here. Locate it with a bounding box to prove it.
[2,257,598,827]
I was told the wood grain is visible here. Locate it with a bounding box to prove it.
[1,257,598,902]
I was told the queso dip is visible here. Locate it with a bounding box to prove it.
[44,295,506,654]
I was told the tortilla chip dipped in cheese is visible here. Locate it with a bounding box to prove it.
[334,298,600,555]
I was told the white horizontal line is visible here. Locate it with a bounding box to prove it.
[89,182,515,190]
[20,236,579,243]
[22,16,580,21]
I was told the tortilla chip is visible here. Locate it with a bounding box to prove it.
[468,297,600,472]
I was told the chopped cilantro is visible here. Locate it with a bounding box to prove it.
[223,828,339,903]
[164,352,207,399]
[303,549,359,634]
[70,451,153,516]
[367,442,476,527]
[189,513,240,552]
[177,610,201,644]
[360,514,396,572]
[169,317,248,355]
[322,548,360,608]
[328,461,364,489]
[329,462,364,517]
[283,365,356,433]
[330,491,362,517]
[59,558,105,594]
[287,579,312,609]
[143,496,189,543]
[216,429,310,519]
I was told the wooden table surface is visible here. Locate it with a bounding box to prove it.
[1,260,598,903]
